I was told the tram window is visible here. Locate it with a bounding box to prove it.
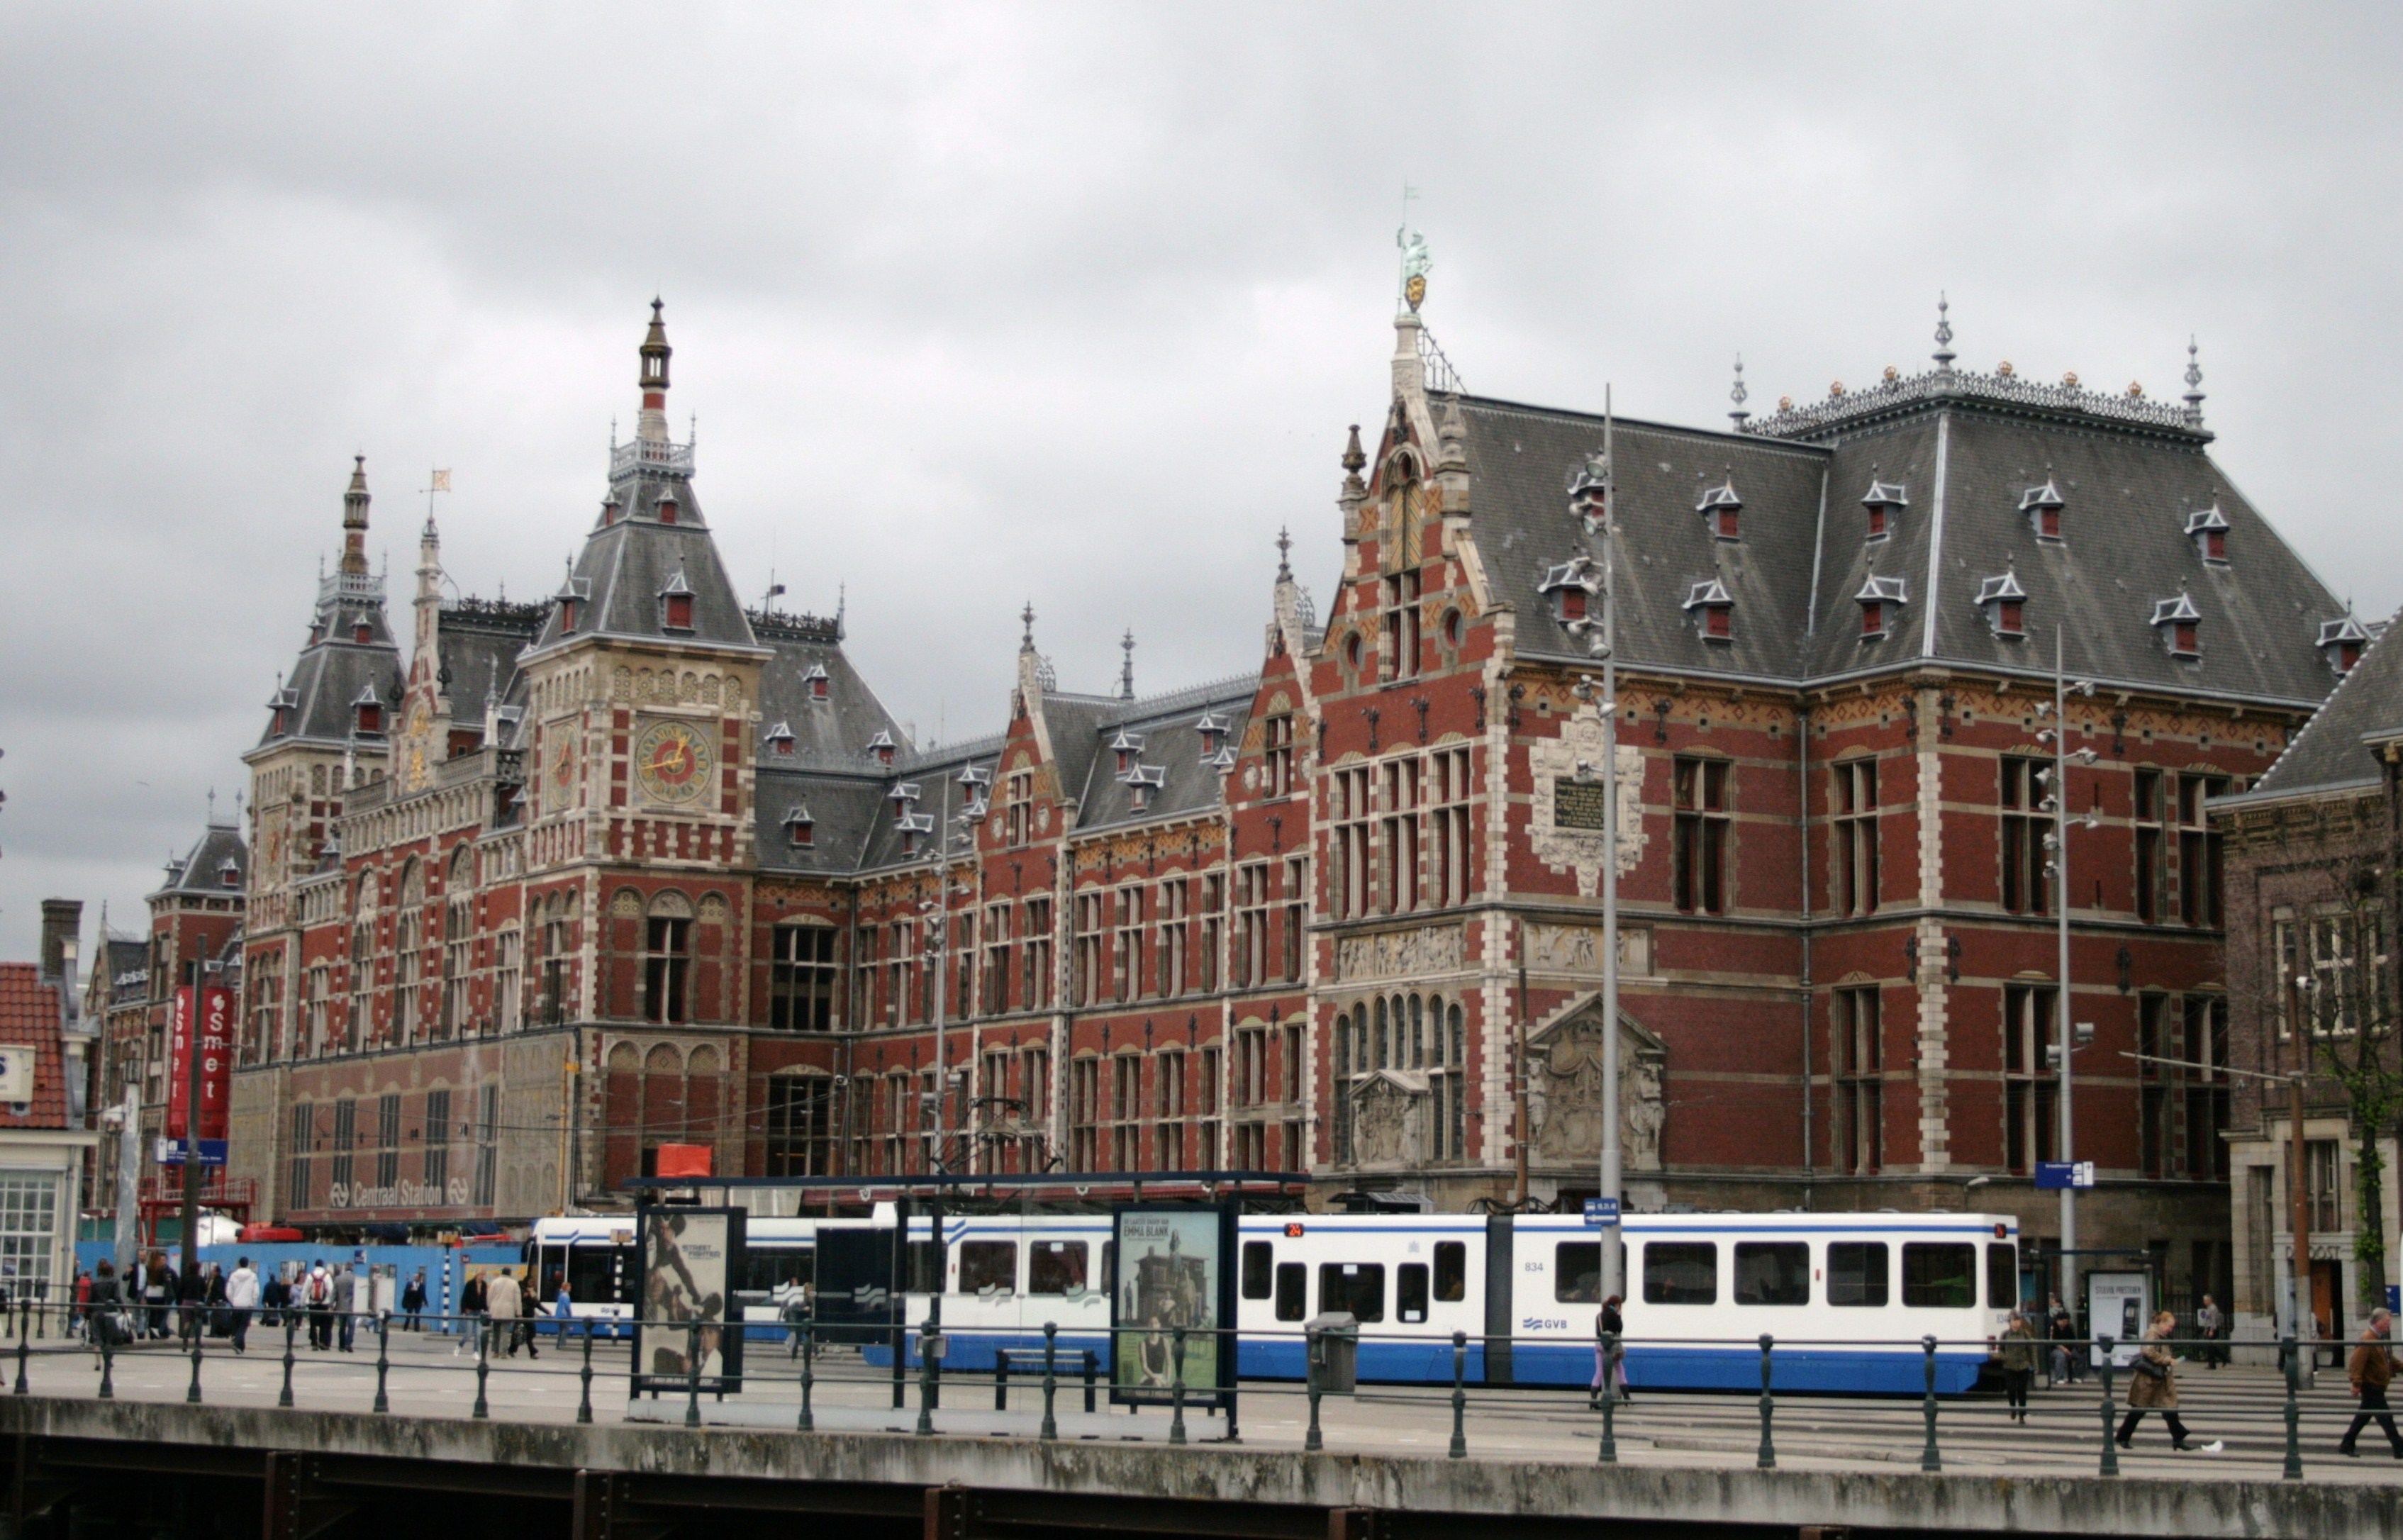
[1319,1262,1386,1322]
[1029,1241,1089,1296]
[567,1245,627,1307]
[1398,1263,1429,1323]
[1733,1242,1810,1306]
[960,1242,1017,1296]
[1433,1241,1467,1302]
[746,1248,813,1294]
[1902,1243,1977,1308]
[1827,1242,1888,1306]
[1986,1243,2019,1310]
[1643,1242,1717,1305]
[1242,1242,1274,1300]
[1554,1242,1602,1304]
[907,1240,943,1293]
[1274,1263,1307,1322]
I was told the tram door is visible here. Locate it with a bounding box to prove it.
[1483,1215,1514,1385]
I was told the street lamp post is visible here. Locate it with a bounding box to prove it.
[1567,394,1622,1298]
[2043,629,2100,1311]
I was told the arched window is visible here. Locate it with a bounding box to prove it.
[1373,997,1389,1071]
[645,894,693,1024]
[1409,995,1425,1069]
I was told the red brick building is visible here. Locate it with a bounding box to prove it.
[219,281,2353,1284]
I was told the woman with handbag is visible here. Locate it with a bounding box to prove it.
[2115,1310,2200,1450]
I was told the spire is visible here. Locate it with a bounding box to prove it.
[2182,336,2206,427]
[1728,354,1749,428]
[1020,601,1037,653]
[1118,630,1136,701]
[1275,525,1293,581]
[637,298,673,445]
[1932,292,1955,374]
[340,456,371,577]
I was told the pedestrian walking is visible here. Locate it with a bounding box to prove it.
[305,1262,334,1350]
[401,1268,428,1331]
[456,1272,488,1356]
[224,1256,259,1354]
[141,1252,172,1339]
[2115,1310,2214,1451]
[2047,1294,2078,1385]
[72,1268,91,1340]
[1589,1295,1627,1408]
[260,1265,289,1330]
[205,1263,229,1337]
[87,1261,126,1367]
[176,1264,206,1344]
[333,1264,358,1352]
[2195,1295,2225,1369]
[488,1268,523,1357]
[2338,1307,2403,1459]
[2000,1311,2040,1422]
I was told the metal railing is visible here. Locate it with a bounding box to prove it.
[6,1294,2378,1482]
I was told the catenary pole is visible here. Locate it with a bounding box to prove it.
[1598,390,1622,1300]
[2054,628,2076,1309]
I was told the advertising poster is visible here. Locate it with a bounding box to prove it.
[1110,1205,1233,1407]
[634,1205,747,1392]
[165,984,234,1155]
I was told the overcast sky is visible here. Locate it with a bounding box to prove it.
[4,4,2398,964]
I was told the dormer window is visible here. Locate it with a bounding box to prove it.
[1855,574,1908,640]
[889,781,922,822]
[1210,744,1238,772]
[352,686,384,736]
[1122,762,1166,811]
[782,805,814,848]
[218,859,240,890]
[764,721,796,757]
[352,620,372,644]
[657,496,679,526]
[1683,579,1734,641]
[896,811,935,855]
[1695,479,1741,541]
[659,567,695,633]
[559,598,580,635]
[554,575,589,637]
[802,663,831,701]
[2020,479,2066,542]
[1109,729,1146,775]
[2151,593,2203,658]
[1861,478,1907,540]
[1975,571,2029,639]
[2318,614,2375,676]
[600,498,621,528]
[867,730,896,767]
[1195,712,1228,758]
[958,762,993,793]
[2185,504,2230,565]
[1537,557,1600,627]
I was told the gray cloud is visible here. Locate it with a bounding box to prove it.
[4,2,2399,956]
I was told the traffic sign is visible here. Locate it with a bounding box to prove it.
[155,1138,228,1168]
[1583,1196,1622,1227]
[2034,1161,2095,1190]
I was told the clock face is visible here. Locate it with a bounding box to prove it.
[633,720,713,805]
[550,738,574,791]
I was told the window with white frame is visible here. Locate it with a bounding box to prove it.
[0,1175,59,1288]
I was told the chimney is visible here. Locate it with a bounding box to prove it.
[39,899,82,986]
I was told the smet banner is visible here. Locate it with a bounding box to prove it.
[164,984,233,1165]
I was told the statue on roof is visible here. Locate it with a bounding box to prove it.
[1398,225,1432,312]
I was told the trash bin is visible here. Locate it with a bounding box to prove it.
[1306,1311,1359,1393]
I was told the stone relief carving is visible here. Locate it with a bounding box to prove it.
[1524,1001,1667,1173]
[1524,922,1651,978]
[1527,705,1646,898]
[1350,1071,1426,1167]
[1336,925,1466,982]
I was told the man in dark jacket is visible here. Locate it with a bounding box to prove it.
[2340,1307,2402,1458]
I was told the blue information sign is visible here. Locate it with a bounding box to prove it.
[2034,1161,2095,1190]
[155,1138,228,1168]
[1583,1196,1622,1227]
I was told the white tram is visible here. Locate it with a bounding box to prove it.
[536,1208,2020,1395]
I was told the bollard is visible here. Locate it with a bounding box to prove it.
[1757,1334,1776,1471]
[1039,1322,1059,1442]
[579,1321,596,1426]
[1169,1327,1188,1446]
[1082,1349,1098,1415]
[372,1311,391,1413]
[2096,1335,2119,1478]
[684,1322,702,1429]
[796,1312,815,1434]
[186,1314,203,1405]
[1449,1330,1468,1460]
[995,1349,1010,1412]
[915,1318,940,1436]
[1598,1329,1618,1464]
[1304,1331,1325,1453]
[98,1330,115,1401]
[2280,1332,2302,1480]
[279,1315,297,1408]
[12,1298,26,1395]
[474,1321,492,1421]
[1917,1336,1939,1473]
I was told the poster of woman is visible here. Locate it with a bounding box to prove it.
[1110,1207,1226,1404]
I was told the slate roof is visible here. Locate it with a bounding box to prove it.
[1454,381,2345,706]
[752,611,907,772]
[153,823,248,900]
[256,573,403,749]
[0,964,70,1129]
[525,464,762,658]
[435,599,544,725]
[2226,604,2403,803]
[1071,677,1256,833]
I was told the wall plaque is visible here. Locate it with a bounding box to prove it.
[1553,779,1612,830]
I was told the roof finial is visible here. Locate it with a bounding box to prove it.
[2182,335,2206,427]
[340,456,372,577]
[1728,354,1749,428]
[1275,525,1293,579]
[1933,292,1956,373]
[1119,629,1137,701]
[637,298,672,444]
[1020,601,1037,652]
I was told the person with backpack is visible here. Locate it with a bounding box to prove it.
[305,1262,335,1350]
[224,1256,260,1355]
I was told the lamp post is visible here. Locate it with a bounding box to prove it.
[2041,629,2100,1310]
[1566,394,1621,1295]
